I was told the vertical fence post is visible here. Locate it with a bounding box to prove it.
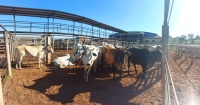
[52,18,55,50]
[44,24,45,32]
[105,29,106,38]
[99,28,100,38]
[12,15,17,62]
[46,34,52,64]
[60,39,62,49]
[0,76,4,105]
[4,31,12,77]
[66,39,69,51]
[162,24,169,105]
[30,22,32,32]
[81,23,83,35]
[162,0,170,104]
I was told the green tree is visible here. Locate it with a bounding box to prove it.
[187,33,194,39]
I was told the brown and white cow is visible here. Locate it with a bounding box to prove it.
[101,43,131,80]
[15,44,54,69]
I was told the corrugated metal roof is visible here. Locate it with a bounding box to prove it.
[0,5,127,33]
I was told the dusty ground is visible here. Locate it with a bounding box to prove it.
[1,49,199,105]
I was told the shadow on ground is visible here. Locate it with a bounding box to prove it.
[24,63,161,105]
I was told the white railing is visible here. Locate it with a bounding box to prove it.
[164,55,179,105]
[165,44,200,105]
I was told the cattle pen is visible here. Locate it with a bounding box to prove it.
[0,0,200,105]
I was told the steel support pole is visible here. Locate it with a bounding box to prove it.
[162,0,170,105]
[12,15,17,61]
[92,26,93,37]
[105,29,106,38]
[99,28,100,38]
[81,23,83,35]
[66,39,69,51]
[4,31,12,77]
[112,31,113,39]
[47,18,49,32]
[73,21,75,39]
[53,18,55,49]
[46,34,52,64]
[30,22,32,32]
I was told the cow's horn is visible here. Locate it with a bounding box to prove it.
[82,45,86,50]
[114,43,118,49]
[125,43,130,50]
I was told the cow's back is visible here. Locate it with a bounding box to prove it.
[16,45,43,57]
[102,47,115,65]
[24,45,43,57]
[128,48,149,65]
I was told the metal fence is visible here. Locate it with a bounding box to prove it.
[0,20,113,38]
[0,24,13,105]
[164,54,179,105]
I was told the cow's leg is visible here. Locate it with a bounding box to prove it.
[16,63,19,69]
[79,61,82,70]
[94,61,97,73]
[84,67,88,79]
[15,58,19,69]
[142,65,148,83]
[40,60,43,67]
[18,56,23,70]
[134,64,138,74]
[101,54,105,73]
[119,67,122,80]
[38,58,42,69]
[112,66,116,80]
[86,66,92,82]
[127,58,130,75]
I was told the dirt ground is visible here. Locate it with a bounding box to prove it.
[1,49,200,105]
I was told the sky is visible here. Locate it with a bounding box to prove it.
[0,0,200,38]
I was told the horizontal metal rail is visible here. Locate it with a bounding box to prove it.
[0,20,112,38]
[169,44,200,49]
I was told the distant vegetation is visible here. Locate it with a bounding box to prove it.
[170,33,200,44]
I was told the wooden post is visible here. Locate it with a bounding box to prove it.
[0,77,4,105]
[66,39,69,51]
[4,31,12,77]
[46,34,52,64]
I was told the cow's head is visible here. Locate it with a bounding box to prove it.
[45,44,54,53]
[82,46,99,67]
[112,43,131,70]
[75,46,86,61]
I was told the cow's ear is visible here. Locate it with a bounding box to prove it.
[96,48,99,51]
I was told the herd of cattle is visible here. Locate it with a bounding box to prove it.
[15,42,162,82]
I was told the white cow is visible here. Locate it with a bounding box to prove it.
[52,54,75,68]
[82,45,99,81]
[15,44,54,69]
[101,42,123,49]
